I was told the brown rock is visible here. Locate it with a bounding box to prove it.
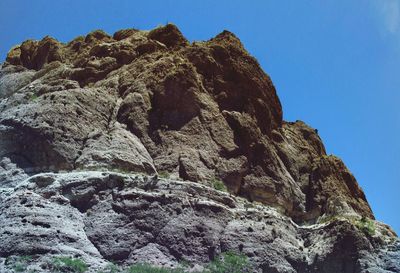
[113,28,139,41]
[0,24,398,273]
[147,24,189,48]
[1,24,373,221]
[308,155,373,219]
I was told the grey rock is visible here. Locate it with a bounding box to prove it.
[0,65,35,99]
[0,171,397,272]
[0,157,28,187]
[75,124,156,174]
[0,25,398,273]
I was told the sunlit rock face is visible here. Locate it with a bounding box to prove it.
[0,24,398,273]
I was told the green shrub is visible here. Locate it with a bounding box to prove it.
[30,93,38,101]
[206,252,252,273]
[13,262,26,272]
[211,179,227,192]
[99,263,121,273]
[13,263,25,272]
[356,217,375,236]
[52,257,88,273]
[158,171,170,179]
[317,214,376,237]
[4,252,253,272]
[127,263,185,273]
[11,255,31,272]
[125,252,250,273]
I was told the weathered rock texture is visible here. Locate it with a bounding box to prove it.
[0,24,398,272]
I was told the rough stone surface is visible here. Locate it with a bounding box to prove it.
[0,157,28,188]
[0,171,398,273]
[0,24,398,272]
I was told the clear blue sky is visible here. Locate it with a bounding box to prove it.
[1,0,399,233]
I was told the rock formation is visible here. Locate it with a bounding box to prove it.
[0,24,398,272]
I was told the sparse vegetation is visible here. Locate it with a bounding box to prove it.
[99,263,120,273]
[8,255,31,272]
[356,216,375,236]
[205,251,252,273]
[318,214,376,236]
[5,252,252,273]
[243,202,255,211]
[52,257,88,273]
[6,256,32,272]
[158,171,170,179]
[95,252,251,273]
[30,93,38,101]
[127,264,185,273]
[12,264,25,272]
[211,178,227,192]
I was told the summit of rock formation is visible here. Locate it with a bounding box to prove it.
[0,24,398,273]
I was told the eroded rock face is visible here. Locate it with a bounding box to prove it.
[0,171,398,273]
[0,24,398,272]
[0,24,372,220]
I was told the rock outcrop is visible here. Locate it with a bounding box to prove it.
[0,24,398,272]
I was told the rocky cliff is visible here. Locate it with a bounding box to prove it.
[0,24,398,273]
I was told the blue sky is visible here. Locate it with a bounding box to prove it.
[0,0,399,233]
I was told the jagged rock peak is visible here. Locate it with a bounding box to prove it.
[1,24,398,273]
[1,24,372,222]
